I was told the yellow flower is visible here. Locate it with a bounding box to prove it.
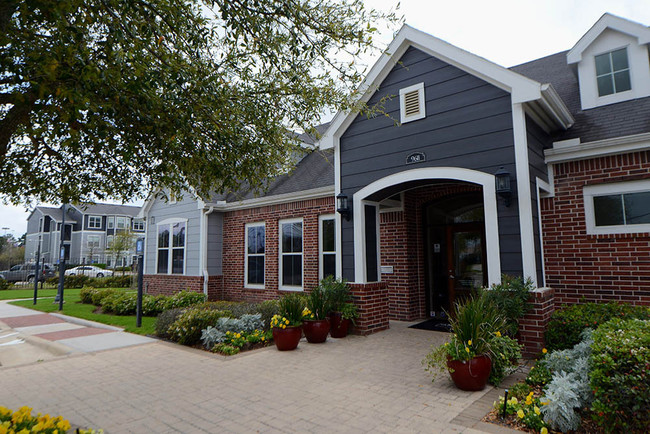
[541,428,548,434]
[465,347,470,353]
[467,340,472,346]
[526,397,532,405]
[495,331,501,337]
[542,348,547,354]
[517,409,524,419]
[510,397,518,405]
[534,406,541,416]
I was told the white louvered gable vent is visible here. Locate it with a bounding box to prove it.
[399,82,425,123]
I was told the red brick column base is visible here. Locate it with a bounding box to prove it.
[348,282,390,335]
[143,275,203,296]
[207,275,224,301]
[519,287,555,356]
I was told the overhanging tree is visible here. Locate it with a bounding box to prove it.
[0,0,399,204]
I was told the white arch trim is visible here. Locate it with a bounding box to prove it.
[352,167,502,285]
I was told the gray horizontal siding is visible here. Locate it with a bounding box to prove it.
[339,46,522,280]
[206,212,223,275]
[145,193,202,276]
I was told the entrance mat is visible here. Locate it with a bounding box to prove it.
[409,319,451,332]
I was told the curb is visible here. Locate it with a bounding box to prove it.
[50,313,123,331]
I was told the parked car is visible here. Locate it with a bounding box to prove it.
[0,263,56,283]
[64,265,113,278]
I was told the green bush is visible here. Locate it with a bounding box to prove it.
[590,318,650,432]
[526,358,552,387]
[0,278,10,290]
[168,308,232,346]
[546,302,650,351]
[91,288,121,306]
[482,274,533,336]
[101,292,138,315]
[155,308,184,339]
[45,274,90,288]
[488,334,522,386]
[79,286,97,304]
[257,300,278,329]
[142,295,168,316]
[163,290,206,310]
[96,275,132,288]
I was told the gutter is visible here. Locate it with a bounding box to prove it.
[203,186,334,212]
[201,206,216,297]
[539,84,574,130]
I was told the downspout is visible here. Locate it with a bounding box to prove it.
[202,206,216,297]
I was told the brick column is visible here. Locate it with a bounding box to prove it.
[348,282,390,335]
[519,287,555,356]
[207,275,224,301]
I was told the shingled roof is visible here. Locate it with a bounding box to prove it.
[511,51,650,143]
[72,203,141,217]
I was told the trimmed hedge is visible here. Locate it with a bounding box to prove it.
[80,288,206,316]
[46,274,132,289]
[590,318,650,432]
[546,302,650,351]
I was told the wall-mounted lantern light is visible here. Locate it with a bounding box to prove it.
[495,167,512,207]
[336,193,351,221]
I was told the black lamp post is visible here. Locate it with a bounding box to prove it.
[495,167,512,207]
[336,193,351,221]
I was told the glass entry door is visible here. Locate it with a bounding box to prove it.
[446,223,487,310]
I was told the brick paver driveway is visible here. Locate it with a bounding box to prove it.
[0,321,495,433]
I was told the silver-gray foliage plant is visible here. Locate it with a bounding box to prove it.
[201,314,264,349]
[541,329,593,432]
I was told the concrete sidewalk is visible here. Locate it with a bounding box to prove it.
[0,320,517,433]
[0,301,155,367]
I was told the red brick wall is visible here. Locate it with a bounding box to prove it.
[221,196,335,302]
[206,275,223,301]
[379,183,483,321]
[542,152,650,307]
[519,288,555,356]
[349,282,389,334]
[144,274,203,296]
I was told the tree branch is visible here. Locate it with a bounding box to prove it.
[0,95,35,164]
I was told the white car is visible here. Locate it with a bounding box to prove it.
[65,266,113,278]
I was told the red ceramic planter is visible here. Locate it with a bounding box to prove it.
[328,312,351,338]
[272,326,302,351]
[447,354,492,391]
[302,319,330,343]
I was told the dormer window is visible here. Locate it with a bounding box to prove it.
[595,48,631,96]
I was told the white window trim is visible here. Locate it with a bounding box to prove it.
[584,180,650,235]
[399,82,426,124]
[132,219,145,231]
[594,45,633,101]
[318,214,337,280]
[278,217,304,291]
[88,215,102,229]
[87,235,101,249]
[106,235,114,249]
[244,222,265,289]
[107,216,114,229]
[116,216,128,230]
[156,217,188,275]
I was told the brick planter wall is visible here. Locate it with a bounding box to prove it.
[519,287,555,356]
[221,196,335,303]
[144,274,203,296]
[542,152,650,307]
[348,282,390,334]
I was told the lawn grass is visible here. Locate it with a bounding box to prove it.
[0,285,64,300]
[9,289,156,336]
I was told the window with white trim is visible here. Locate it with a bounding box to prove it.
[279,219,303,289]
[107,217,114,229]
[595,48,631,97]
[319,215,336,279]
[245,223,265,288]
[132,219,145,231]
[87,235,100,249]
[116,216,128,230]
[157,221,186,274]
[584,181,650,234]
[399,82,426,124]
[88,215,102,229]
[106,235,113,249]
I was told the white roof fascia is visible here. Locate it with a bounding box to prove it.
[319,24,544,149]
[545,132,650,164]
[567,13,650,64]
[539,84,575,130]
[203,186,334,211]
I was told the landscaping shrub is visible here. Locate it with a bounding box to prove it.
[0,278,10,290]
[257,300,278,329]
[142,294,168,316]
[590,318,650,432]
[91,288,121,306]
[162,290,206,310]
[488,334,522,386]
[99,275,132,288]
[101,292,137,315]
[201,314,264,349]
[494,392,547,432]
[526,358,551,387]
[155,308,184,339]
[508,382,533,400]
[482,274,533,336]
[546,302,650,351]
[80,286,96,304]
[46,274,90,288]
[168,308,232,346]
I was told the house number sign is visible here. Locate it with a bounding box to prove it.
[406,152,426,164]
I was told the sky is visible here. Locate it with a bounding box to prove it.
[1,0,649,238]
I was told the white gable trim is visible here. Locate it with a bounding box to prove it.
[319,24,571,150]
[567,13,650,64]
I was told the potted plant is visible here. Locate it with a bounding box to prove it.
[422,293,508,391]
[319,276,357,338]
[271,293,305,351]
[302,286,330,343]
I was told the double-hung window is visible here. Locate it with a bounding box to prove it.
[132,219,145,231]
[157,220,186,274]
[584,181,650,234]
[107,217,114,229]
[279,219,303,290]
[595,48,631,97]
[245,223,265,288]
[88,216,102,229]
[319,215,336,279]
[116,217,127,230]
[87,235,100,249]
